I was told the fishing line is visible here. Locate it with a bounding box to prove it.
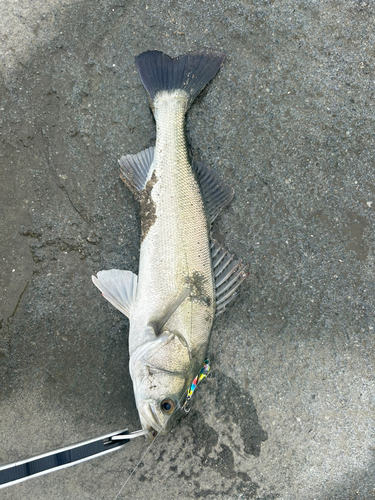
[112,388,189,500]
[113,432,158,500]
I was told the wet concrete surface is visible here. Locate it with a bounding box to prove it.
[0,1,374,499]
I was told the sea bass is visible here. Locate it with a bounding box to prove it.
[92,50,247,438]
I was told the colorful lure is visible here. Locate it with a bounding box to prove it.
[182,359,210,412]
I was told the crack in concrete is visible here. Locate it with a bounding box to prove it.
[41,126,92,227]
[5,280,29,326]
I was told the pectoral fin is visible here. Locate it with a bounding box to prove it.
[92,269,138,318]
[149,287,191,334]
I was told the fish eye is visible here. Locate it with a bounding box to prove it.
[161,398,175,414]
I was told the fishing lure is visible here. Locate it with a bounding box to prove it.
[182,359,210,413]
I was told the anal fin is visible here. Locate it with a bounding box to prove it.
[211,239,249,315]
[92,269,138,318]
[118,147,155,196]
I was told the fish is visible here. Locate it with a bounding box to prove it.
[92,50,248,438]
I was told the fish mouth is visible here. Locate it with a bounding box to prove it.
[148,427,158,441]
[138,401,161,439]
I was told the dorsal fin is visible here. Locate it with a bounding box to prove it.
[118,147,155,195]
[92,269,138,318]
[211,239,249,315]
[193,161,234,223]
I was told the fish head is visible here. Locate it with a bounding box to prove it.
[130,331,192,438]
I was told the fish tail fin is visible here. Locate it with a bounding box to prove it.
[135,49,225,110]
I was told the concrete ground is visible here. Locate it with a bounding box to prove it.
[1,1,374,499]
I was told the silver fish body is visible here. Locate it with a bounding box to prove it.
[129,90,215,434]
[130,90,214,353]
[93,50,247,437]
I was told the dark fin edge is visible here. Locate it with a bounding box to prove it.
[135,50,225,108]
[193,160,234,224]
[118,147,155,197]
[211,239,249,316]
